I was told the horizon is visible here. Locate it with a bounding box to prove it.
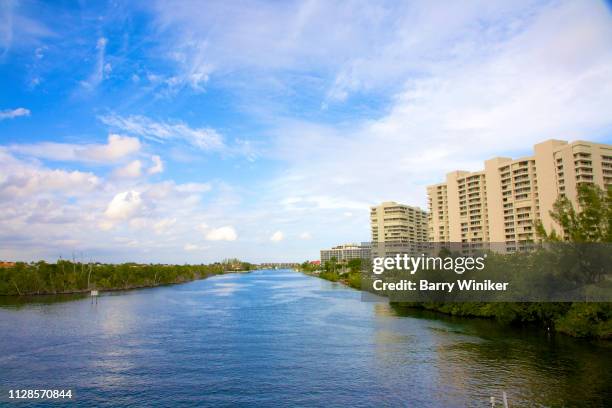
[2,0,612,263]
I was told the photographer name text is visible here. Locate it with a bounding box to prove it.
[372,279,509,292]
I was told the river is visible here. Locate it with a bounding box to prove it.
[0,269,610,407]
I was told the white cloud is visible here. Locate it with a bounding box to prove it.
[99,113,224,151]
[0,148,232,261]
[104,191,143,221]
[128,218,149,230]
[81,37,109,89]
[113,160,142,179]
[2,0,612,264]
[147,1,544,101]
[0,107,30,120]
[184,243,198,251]
[176,182,212,193]
[270,230,284,242]
[35,46,46,59]
[153,217,176,234]
[0,168,99,198]
[148,0,389,90]
[204,226,237,241]
[262,0,612,214]
[0,149,100,198]
[83,134,141,162]
[0,3,54,57]
[10,134,141,163]
[148,155,164,174]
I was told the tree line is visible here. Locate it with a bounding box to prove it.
[0,259,256,296]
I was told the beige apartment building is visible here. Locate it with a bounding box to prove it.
[428,139,612,251]
[320,243,372,263]
[370,201,428,256]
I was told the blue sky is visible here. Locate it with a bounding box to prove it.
[1,0,612,263]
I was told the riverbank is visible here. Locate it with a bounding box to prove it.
[299,268,612,340]
[0,260,255,297]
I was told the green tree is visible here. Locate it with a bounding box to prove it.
[347,258,362,273]
[537,184,611,242]
[325,257,338,274]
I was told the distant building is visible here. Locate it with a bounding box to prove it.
[370,201,429,243]
[320,243,371,263]
[0,261,16,268]
[427,139,612,252]
[370,201,428,257]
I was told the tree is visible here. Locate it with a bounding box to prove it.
[537,184,611,242]
[347,258,362,273]
[532,183,612,338]
[325,257,338,274]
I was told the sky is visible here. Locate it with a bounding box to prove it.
[1,0,612,263]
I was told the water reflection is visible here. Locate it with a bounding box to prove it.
[388,304,612,407]
[0,293,88,308]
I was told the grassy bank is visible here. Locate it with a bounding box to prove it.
[0,259,255,296]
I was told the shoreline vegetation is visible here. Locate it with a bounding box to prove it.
[0,258,255,297]
[298,262,612,340]
[300,184,612,340]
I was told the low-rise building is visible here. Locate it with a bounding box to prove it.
[320,243,371,263]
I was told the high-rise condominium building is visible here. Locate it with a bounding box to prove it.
[427,139,612,251]
[370,202,428,256]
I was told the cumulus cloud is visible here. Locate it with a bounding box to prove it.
[113,160,142,179]
[99,113,224,151]
[204,226,237,241]
[104,191,143,221]
[0,168,99,198]
[0,146,227,261]
[270,230,284,242]
[0,149,100,198]
[0,107,30,120]
[81,134,141,162]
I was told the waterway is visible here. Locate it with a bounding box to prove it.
[0,269,610,407]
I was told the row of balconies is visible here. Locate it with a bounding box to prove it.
[513,168,529,175]
[573,152,591,159]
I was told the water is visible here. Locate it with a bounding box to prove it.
[0,269,610,407]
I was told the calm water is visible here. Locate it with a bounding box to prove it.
[0,269,610,407]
